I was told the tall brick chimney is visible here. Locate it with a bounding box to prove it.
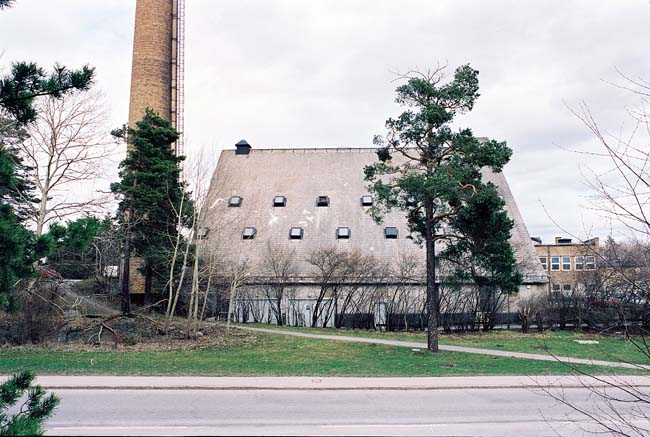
[128,0,174,128]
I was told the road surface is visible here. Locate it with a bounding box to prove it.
[45,387,650,436]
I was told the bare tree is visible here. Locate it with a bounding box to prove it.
[90,218,122,297]
[17,91,114,236]
[184,152,215,333]
[333,250,382,329]
[382,251,427,331]
[306,246,348,328]
[224,257,251,330]
[260,242,297,326]
[542,72,650,436]
[164,185,192,333]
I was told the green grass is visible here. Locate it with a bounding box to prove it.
[239,323,650,365]
[0,332,643,376]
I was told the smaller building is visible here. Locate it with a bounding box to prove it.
[533,237,599,295]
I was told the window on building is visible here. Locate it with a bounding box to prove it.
[360,195,373,206]
[551,257,560,271]
[336,227,350,239]
[563,284,572,294]
[562,256,571,271]
[289,227,303,240]
[586,256,596,270]
[552,284,561,293]
[316,196,330,207]
[242,227,256,240]
[229,196,242,207]
[273,195,286,207]
[575,256,584,271]
[384,227,398,239]
[539,256,547,271]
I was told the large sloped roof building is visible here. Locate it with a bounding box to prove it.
[201,141,547,328]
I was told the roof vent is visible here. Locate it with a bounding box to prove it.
[235,140,252,155]
[316,196,330,207]
[273,195,287,207]
[531,237,542,244]
[555,237,572,245]
[384,227,399,239]
[336,227,351,240]
[242,227,257,240]
[289,227,304,240]
[229,196,242,207]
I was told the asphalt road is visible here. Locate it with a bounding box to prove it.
[45,387,650,436]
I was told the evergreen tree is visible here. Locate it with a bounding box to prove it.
[364,64,521,351]
[46,216,104,279]
[0,62,94,125]
[0,0,95,306]
[111,109,192,313]
[0,371,59,436]
[0,123,50,307]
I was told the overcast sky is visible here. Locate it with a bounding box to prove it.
[2,0,650,242]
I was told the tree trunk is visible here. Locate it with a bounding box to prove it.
[144,262,152,307]
[425,202,439,352]
[226,282,237,330]
[121,233,132,316]
[35,190,48,237]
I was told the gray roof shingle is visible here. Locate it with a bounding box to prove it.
[201,147,547,284]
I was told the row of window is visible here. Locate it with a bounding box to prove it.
[240,226,400,240]
[539,256,596,271]
[229,195,374,208]
[551,283,598,294]
[552,284,574,293]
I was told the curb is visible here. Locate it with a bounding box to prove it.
[39,383,650,391]
[29,375,650,391]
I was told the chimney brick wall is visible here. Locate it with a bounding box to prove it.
[128,0,174,127]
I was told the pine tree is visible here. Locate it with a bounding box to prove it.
[0,62,94,125]
[111,109,193,313]
[0,126,50,307]
[364,64,521,351]
[0,371,59,436]
[0,0,94,306]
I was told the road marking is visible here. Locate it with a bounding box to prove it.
[50,426,193,430]
[322,423,448,428]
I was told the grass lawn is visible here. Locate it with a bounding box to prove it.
[0,331,643,376]
[238,323,650,365]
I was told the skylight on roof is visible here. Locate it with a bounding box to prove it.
[242,227,257,240]
[316,196,330,207]
[336,227,351,239]
[273,195,286,207]
[384,227,398,239]
[229,196,242,207]
[360,195,373,206]
[289,227,304,240]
